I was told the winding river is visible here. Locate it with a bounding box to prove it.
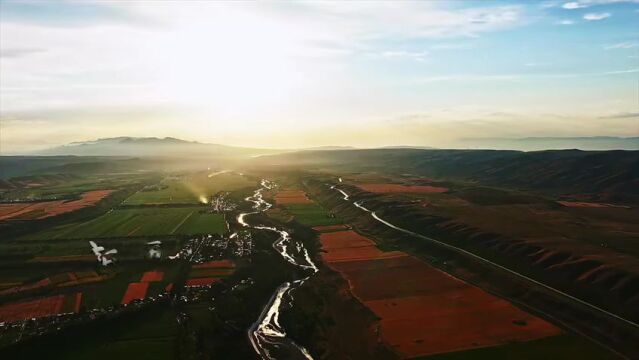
[239,180,318,360]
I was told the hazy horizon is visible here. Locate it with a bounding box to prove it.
[1,0,638,153]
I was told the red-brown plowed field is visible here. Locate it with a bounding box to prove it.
[59,292,82,313]
[320,230,560,358]
[357,184,448,194]
[0,293,82,323]
[193,259,235,269]
[140,270,164,282]
[312,224,350,233]
[319,231,404,263]
[185,277,219,287]
[274,190,312,204]
[57,271,108,287]
[121,282,149,305]
[0,190,114,221]
[0,278,51,296]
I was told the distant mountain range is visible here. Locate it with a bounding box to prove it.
[458,137,638,151]
[36,137,279,157]
[29,136,639,158]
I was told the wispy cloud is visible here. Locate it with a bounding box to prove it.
[583,12,611,20]
[416,68,638,83]
[598,112,639,119]
[556,19,576,25]
[379,50,429,62]
[563,2,588,9]
[430,43,473,50]
[604,41,639,49]
[561,0,639,9]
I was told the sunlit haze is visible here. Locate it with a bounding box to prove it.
[1,0,638,153]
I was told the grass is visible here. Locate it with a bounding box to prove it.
[21,207,225,240]
[123,172,256,205]
[124,180,198,205]
[284,203,342,226]
[176,210,226,235]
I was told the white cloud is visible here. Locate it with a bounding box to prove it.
[563,2,588,9]
[583,12,611,20]
[415,68,638,83]
[430,43,473,50]
[557,19,576,25]
[380,50,429,62]
[604,41,639,49]
[561,0,639,9]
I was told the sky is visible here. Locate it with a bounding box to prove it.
[0,0,638,153]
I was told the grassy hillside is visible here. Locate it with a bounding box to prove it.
[256,149,639,203]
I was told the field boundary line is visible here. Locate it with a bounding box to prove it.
[171,211,194,234]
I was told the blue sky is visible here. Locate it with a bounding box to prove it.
[0,0,637,152]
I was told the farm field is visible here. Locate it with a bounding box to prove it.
[0,190,114,220]
[176,210,227,235]
[124,180,198,205]
[187,259,235,287]
[20,207,225,240]
[0,174,147,202]
[124,172,255,205]
[0,293,82,323]
[320,230,561,358]
[274,189,312,204]
[356,183,448,194]
[283,203,342,227]
[121,282,149,304]
[312,224,350,233]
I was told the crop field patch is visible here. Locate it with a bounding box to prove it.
[0,278,51,296]
[185,277,220,287]
[0,293,82,323]
[22,207,225,240]
[357,183,448,194]
[320,230,560,358]
[319,230,403,262]
[284,203,342,226]
[176,210,226,235]
[124,172,255,205]
[124,181,198,205]
[189,268,234,278]
[140,271,164,282]
[0,190,114,221]
[121,282,149,304]
[275,189,313,204]
[312,224,350,233]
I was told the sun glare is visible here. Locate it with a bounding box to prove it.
[148,9,304,117]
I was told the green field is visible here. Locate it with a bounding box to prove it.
[123,172,256,205]
[123,181,198,205]
[284,203,342,226]
[21,207,225,240]
[177,210,227,235]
